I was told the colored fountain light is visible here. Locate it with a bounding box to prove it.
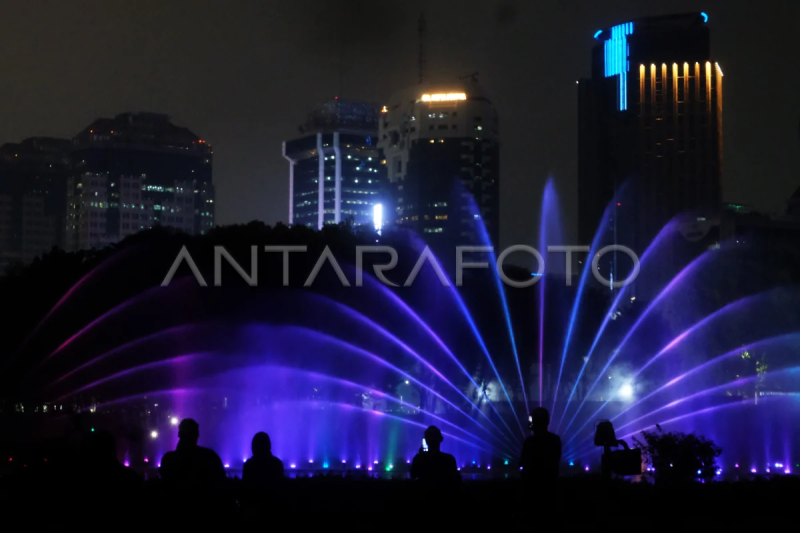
[290,464,296,469]
[751,468,757,473]
[150,430,158,439]
[569,461,574,466]
[341,460,346,464]
[170,417,179,425]
[584,466,589,471]
[735,463,739,468]
[144,458,149,463]
[367,466,373,471]
[323,462,329,469]
[356,465,361,469]
[124,461,130,467]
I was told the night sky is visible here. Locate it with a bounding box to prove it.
[1,0,797,247]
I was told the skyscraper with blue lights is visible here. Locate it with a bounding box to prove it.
[283,99,386,230]
[578,12,723,265]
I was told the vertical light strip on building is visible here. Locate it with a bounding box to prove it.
[333,132,342,224]
[317,133,324,229]
[288,160,294,224]
[603,21,634,110]
[705,61,712,113]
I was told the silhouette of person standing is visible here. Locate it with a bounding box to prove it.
[410,426,461,484]
[242,432,284,488]
[160,418,226,484]
[159,418,230,521]
[519,407,562,486]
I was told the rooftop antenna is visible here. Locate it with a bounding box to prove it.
[418,12,426,84]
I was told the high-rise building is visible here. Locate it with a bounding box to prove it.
[282,99,386,230]
[378,76,500,248]
[0,137,71,271]
[578,12,723,255]
[66,112,213,251]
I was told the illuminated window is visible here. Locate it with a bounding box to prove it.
[435,215,448,220]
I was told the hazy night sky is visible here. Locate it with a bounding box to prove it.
[0,0,797,247]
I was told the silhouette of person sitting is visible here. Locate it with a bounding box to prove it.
[159,418,226,484]
[410,426,461,484]
[519,407,562,486]
[242,432,284,488]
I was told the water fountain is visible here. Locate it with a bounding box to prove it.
[4,180,799,480]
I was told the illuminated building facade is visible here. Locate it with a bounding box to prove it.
[283,99,386,230]
[578,12,722,259]
[66,113,213,251]
[378,77,500,247]
[0,137,71,270]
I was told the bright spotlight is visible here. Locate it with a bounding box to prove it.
[170,417,179,426]
[150,430,158,439]
[373,203,383,233]
[618,383,634,399]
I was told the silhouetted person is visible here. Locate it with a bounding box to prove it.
[410,426,460,484]
[243,432,284,488]
[159,418,226,484]
[519,408,562,486]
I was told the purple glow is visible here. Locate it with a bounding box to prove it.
[562,248,720,436]
[356,465,361,469]
[290,464,296,469]
[735,463,739,468]
[406,459,410,464]
[487,465,491,470]
[751,468,757,473]
[144,458,149,463]
[785,469,791,475]
[399,232,524,436]
[356,257,518,440]
[55,354,203,400]
[563,292,772,445]
[373,460,378,464]
[552,189,618,416]
[584,466,589,471]
[367,466,373,471]
[124,461,130,467]
[556,219,680,431]
[224,464,230,468]
[766,468,771,473]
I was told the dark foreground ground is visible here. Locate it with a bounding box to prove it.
[2,470,798,524]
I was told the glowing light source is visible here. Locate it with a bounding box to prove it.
[356,464,361,469]
[701,12,708,23]
[170,417,179,425]
[323,462,329,469]
[144,458,149,463]
[420,93,467,102]
[735,463,739,468]
[309,460,314,464]
[618,383,634,399]
[224,464,230,468]
[381,105,388,113]
[290,464,296,469]
[504,460,509,465]
[124,461,130,467]
[342,460,346,464]
[593,30,602,39]
[585,466,590,471]
[373,203,383,233]
[569,461,574,466]
[150,430,158,439]
[751,468,757,473]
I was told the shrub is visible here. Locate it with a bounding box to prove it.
[633,424,721,483]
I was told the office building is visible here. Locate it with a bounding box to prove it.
[578,12,723,257]
[378,76,500,247]
[0,137,71,271]
[282,98,386,230]
[65,112,213,251]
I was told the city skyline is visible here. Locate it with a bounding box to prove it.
[0,0,797,249]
